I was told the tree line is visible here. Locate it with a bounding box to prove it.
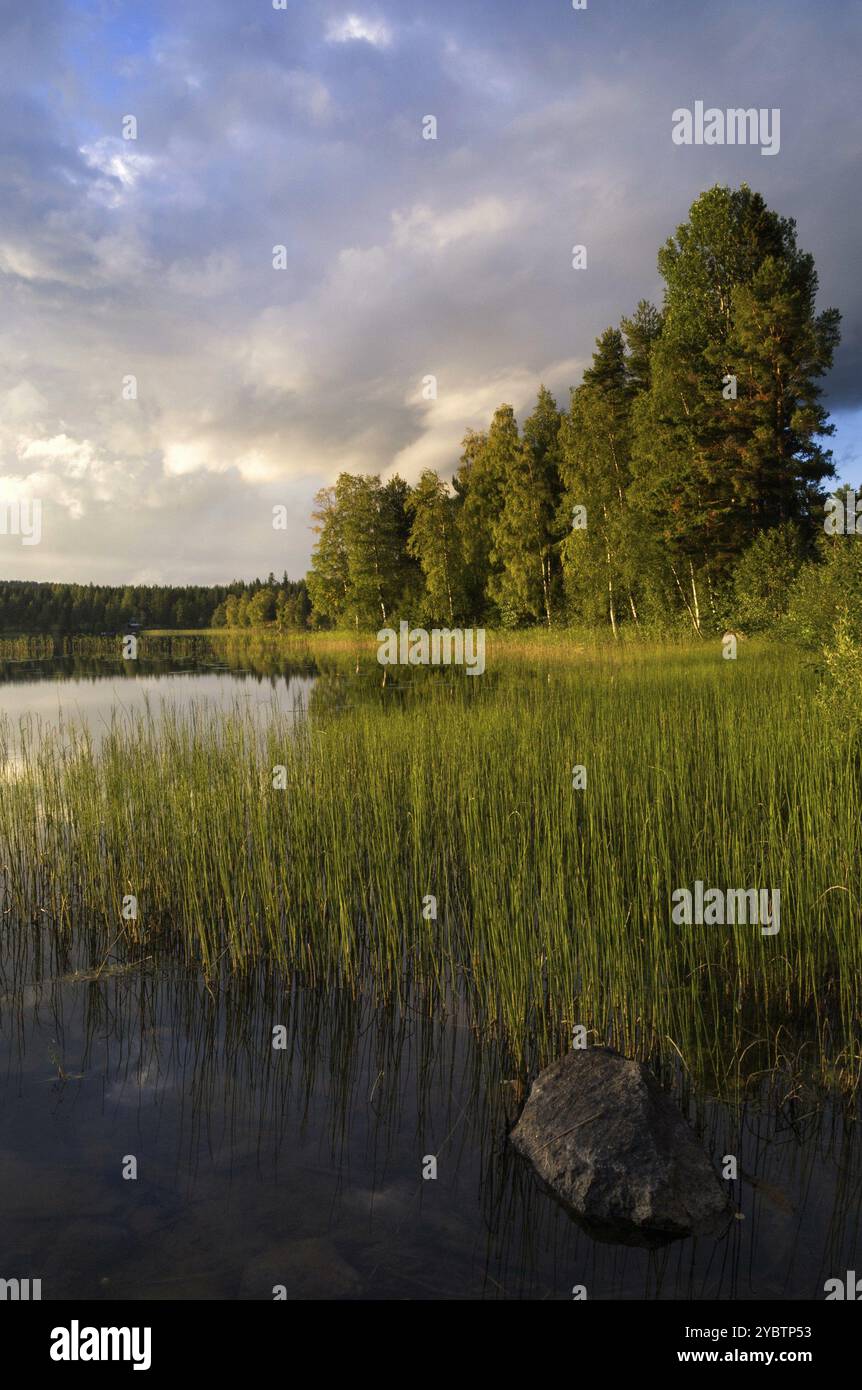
[1,185,843,640]
[0,575,310,635]
[307,184,841,635]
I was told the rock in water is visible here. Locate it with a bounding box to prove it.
[510,1047,733,1242]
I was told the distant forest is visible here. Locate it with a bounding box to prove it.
[1,186,848,640]
[0,575,310,635]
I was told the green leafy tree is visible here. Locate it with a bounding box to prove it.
[784,534,862,649]
[307,483,351,625]
[308,473,419,628]
[729,522,806,631]
[343,475,417,627]
[559,331,642,634]
[248,588,277,625]
[406,471,467,625]
[456,406,521,621]
[491,387,564,626]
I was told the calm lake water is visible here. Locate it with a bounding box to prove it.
[0,650,315,742]
[1,645,860,1299]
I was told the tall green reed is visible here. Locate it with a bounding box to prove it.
[0,640,858,1096]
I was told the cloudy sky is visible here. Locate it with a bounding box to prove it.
[1,0,860,585]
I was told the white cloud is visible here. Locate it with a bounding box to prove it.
[325,14,392,48]
[163,440,225,477]
[392,360,581,481]
[20,434,96,479]
[78,139,157,206]
[0,241,69,284]
[2,466,85,521]
[391,197,522,254]
[0,381,48,423]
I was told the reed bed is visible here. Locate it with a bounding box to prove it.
[0,634,57,661]
[0,639,859,1097]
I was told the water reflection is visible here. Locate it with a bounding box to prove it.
[0,639,318,754]
[1,928,859,1300]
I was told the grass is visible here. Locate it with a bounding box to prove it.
[0,635,859,1099]
[0,634,57,661]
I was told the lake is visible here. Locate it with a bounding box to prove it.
[0,637,859,1299]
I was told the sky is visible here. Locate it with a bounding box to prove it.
[1,0,861,586]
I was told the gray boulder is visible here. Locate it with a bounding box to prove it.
[510,1047,733,1242]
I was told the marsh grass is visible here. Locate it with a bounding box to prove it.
[1,638,859,1098]
[0,634,57,661]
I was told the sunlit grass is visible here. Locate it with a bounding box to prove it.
[0,638,858,1098]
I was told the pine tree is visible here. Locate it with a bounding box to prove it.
[620,300,663,396]
[630,184,840,629]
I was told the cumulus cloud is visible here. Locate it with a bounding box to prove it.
[0,0,860,584]
[391,197,523,254]
[325,14,393,48]
[78,139,158,198]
